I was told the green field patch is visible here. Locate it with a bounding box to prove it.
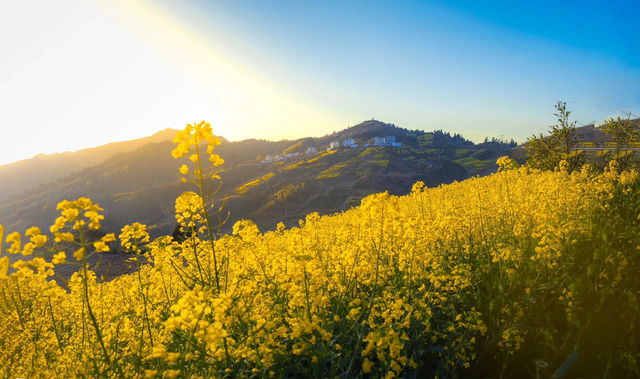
[282,160,305,171]
[455,148,472,155]
[418,134,434,146]
[453,156,495,176]
[236,172,275,194]
[316,172,340,179]
[454,157,494,169]
[305,150,336,164]
[373,159,389,168]
[355,168,372,176]
[317,162,347,179]
[359,147,379,157]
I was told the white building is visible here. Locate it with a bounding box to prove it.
[372,136,402,147]
[343,138,356,147]
[373,137,385,146]
[385,136,402,147]
[306,147,318,154]
[327,141,340,150]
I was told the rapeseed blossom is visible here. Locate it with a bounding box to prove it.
[0,122,637,378]
[120,222,150,254]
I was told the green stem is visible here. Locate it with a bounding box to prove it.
[80,229,112,367]
[194,135,221,293]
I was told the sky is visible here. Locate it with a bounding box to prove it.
[1,0,639,165]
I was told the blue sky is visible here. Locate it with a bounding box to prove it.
[1,0,638,164]
[174,0,640,127]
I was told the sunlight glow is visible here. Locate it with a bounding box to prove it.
[0,0,341,165]
[1,0,637,165]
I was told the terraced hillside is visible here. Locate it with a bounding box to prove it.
[0,120,515,245]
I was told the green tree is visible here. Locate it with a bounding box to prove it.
[602,113,638,150]
[526,101,584,171]
[601,113,639,170]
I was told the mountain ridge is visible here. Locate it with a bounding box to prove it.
[0,128,179,199]
[0,120,516,242]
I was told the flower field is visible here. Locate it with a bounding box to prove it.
[1,123,639,378]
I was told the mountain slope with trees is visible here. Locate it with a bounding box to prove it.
[0,121,516,240]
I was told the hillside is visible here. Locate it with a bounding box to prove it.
[0,121,516,241]
[0,128,178,199]
[2,161,638,378]
[574,119,640,143]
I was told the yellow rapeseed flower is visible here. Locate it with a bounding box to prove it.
[52,251,66,265]
[73,247,85,261]
[362,358,374,373]
[5,232,20,254]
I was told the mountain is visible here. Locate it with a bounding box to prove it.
[574,119,640,144]
[0,128,178,199]
[0,121,516,244]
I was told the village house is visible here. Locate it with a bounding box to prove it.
[343,138,358,148]
[371,136,402,147]
[327,141,340,151]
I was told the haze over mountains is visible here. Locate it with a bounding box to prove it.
[1,120,519,243]
[0,128,178,199]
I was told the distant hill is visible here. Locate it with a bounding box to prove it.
[0,121,516,243]
[575,119,640,144]
[0,128,178,199]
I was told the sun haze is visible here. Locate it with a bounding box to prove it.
[1,0,638,165]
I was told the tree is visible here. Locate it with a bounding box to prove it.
[525,131,557,171]
[602,113,638,150]
[526,101,584,171]
[601,113,639,170]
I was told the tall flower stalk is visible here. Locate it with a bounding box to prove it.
[171,121,225,292]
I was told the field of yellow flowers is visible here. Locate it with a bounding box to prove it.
[1,122,639,378]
